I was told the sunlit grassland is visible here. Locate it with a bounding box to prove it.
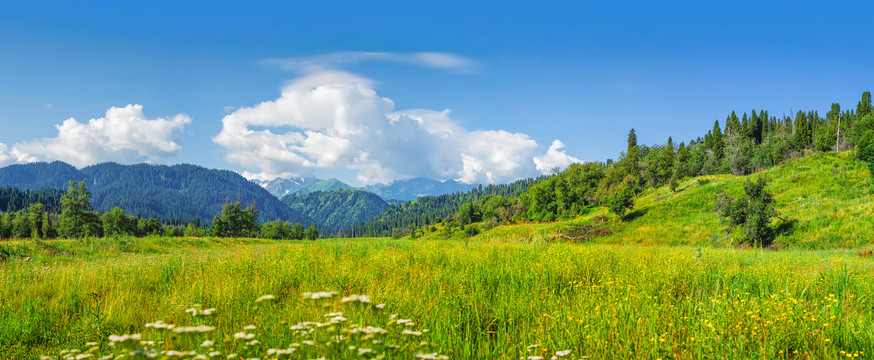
[3,237,874,359]
[467,152,874,249]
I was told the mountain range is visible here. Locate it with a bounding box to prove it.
[254,176,476,201]
[0,161,313,225]
[0,161,480,231]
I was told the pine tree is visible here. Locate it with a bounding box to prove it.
[627,128,638,152]
[793,111,811,151]
[857,91,872,120]
[711,120,724,160]
[59,179,93,239]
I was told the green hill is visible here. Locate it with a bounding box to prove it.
[282,189,389,232]
[292,178,354,194]
[0,162,314,225]
[453,152,874,249]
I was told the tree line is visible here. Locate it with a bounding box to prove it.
[0,179,319,240]
[365,91,874,239]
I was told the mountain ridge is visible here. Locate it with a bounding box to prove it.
[0,161,314,225]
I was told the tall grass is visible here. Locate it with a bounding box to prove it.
[3,237,874,359]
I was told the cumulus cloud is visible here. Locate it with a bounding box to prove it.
[534,140,585,174]
[261,51,478,74]
[214,71,583,184]
[3,104,190,167]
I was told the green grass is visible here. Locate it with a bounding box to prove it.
[4,236,874,359]
[4,152,874,359]
[460,151,874,249]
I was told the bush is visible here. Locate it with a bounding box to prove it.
[717,177,778,246]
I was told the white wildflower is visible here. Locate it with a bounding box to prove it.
[201,340,215,347]
[414,353,449,360]
[341,294,371,304]
[358,348,373,356]
[302,291,338,300]
[402,329,423,336]
[255,294,275,303]
[233,332,255,340]
[108,334,141,343]
[173,325,216,333]
[375,303,386,309]
[555,350,572,357]
[244,325,257,330]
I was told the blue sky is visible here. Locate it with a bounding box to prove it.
[1,1,872,185]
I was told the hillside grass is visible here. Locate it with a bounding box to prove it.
[461,152,874,249]
[4,236,874,359]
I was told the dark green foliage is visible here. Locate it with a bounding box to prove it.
[59,180,100,239]
[793,111,811,151]
[857,91,872,120]
[305,223,319,240]
[138,218,163,236]
[81,163,311,225]
[0,162,313,225]
[718,177,778,246]
[860,142,874,175]
[521,162,603,220]
[260,220,306,240]
[343,177,538,237]
[606,185,634,220]
[463,223,481,237]
[282,189,389,232]
[211,202,261,238]
[0,186,64,213]
[0,161,83,190]
[102,207,138,237]
[627,128,637,152]
[27,203,45,239]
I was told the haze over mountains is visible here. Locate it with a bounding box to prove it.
[0,161,313,225]
[0,161,483,232]
[254,176,476,201]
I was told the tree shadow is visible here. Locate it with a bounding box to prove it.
[624,208,648,221]
[773,218,797,237]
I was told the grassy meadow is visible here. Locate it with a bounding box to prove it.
[4,236,874,359]
[473,152,874,249]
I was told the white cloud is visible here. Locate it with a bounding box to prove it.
[43,102,54,110]
[0,144,13,167]
[214,71,583,184]
[534,140,585,174]
[261,51,477,74]
[5,104,190,167]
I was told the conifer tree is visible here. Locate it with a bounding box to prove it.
[857,91,872,120]
[711,120,724,160]
[793,111,811,151]
[59,179,93,239]
[627,128,638,152]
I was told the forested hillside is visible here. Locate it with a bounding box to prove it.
[365,177,476,201]
[0,186,65,213]
[342,177,540,237]
[0,162,313,225]
[359,91,874,241]
[282,189,389,233]
[0,161,84,190]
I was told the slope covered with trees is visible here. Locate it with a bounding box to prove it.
[0,162,314,225]
[374,91,874,244]
[282,189,389,233]
[342,177,541,237]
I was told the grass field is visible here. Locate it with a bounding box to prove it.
[468,152,874,249]
[4,236,874,359]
